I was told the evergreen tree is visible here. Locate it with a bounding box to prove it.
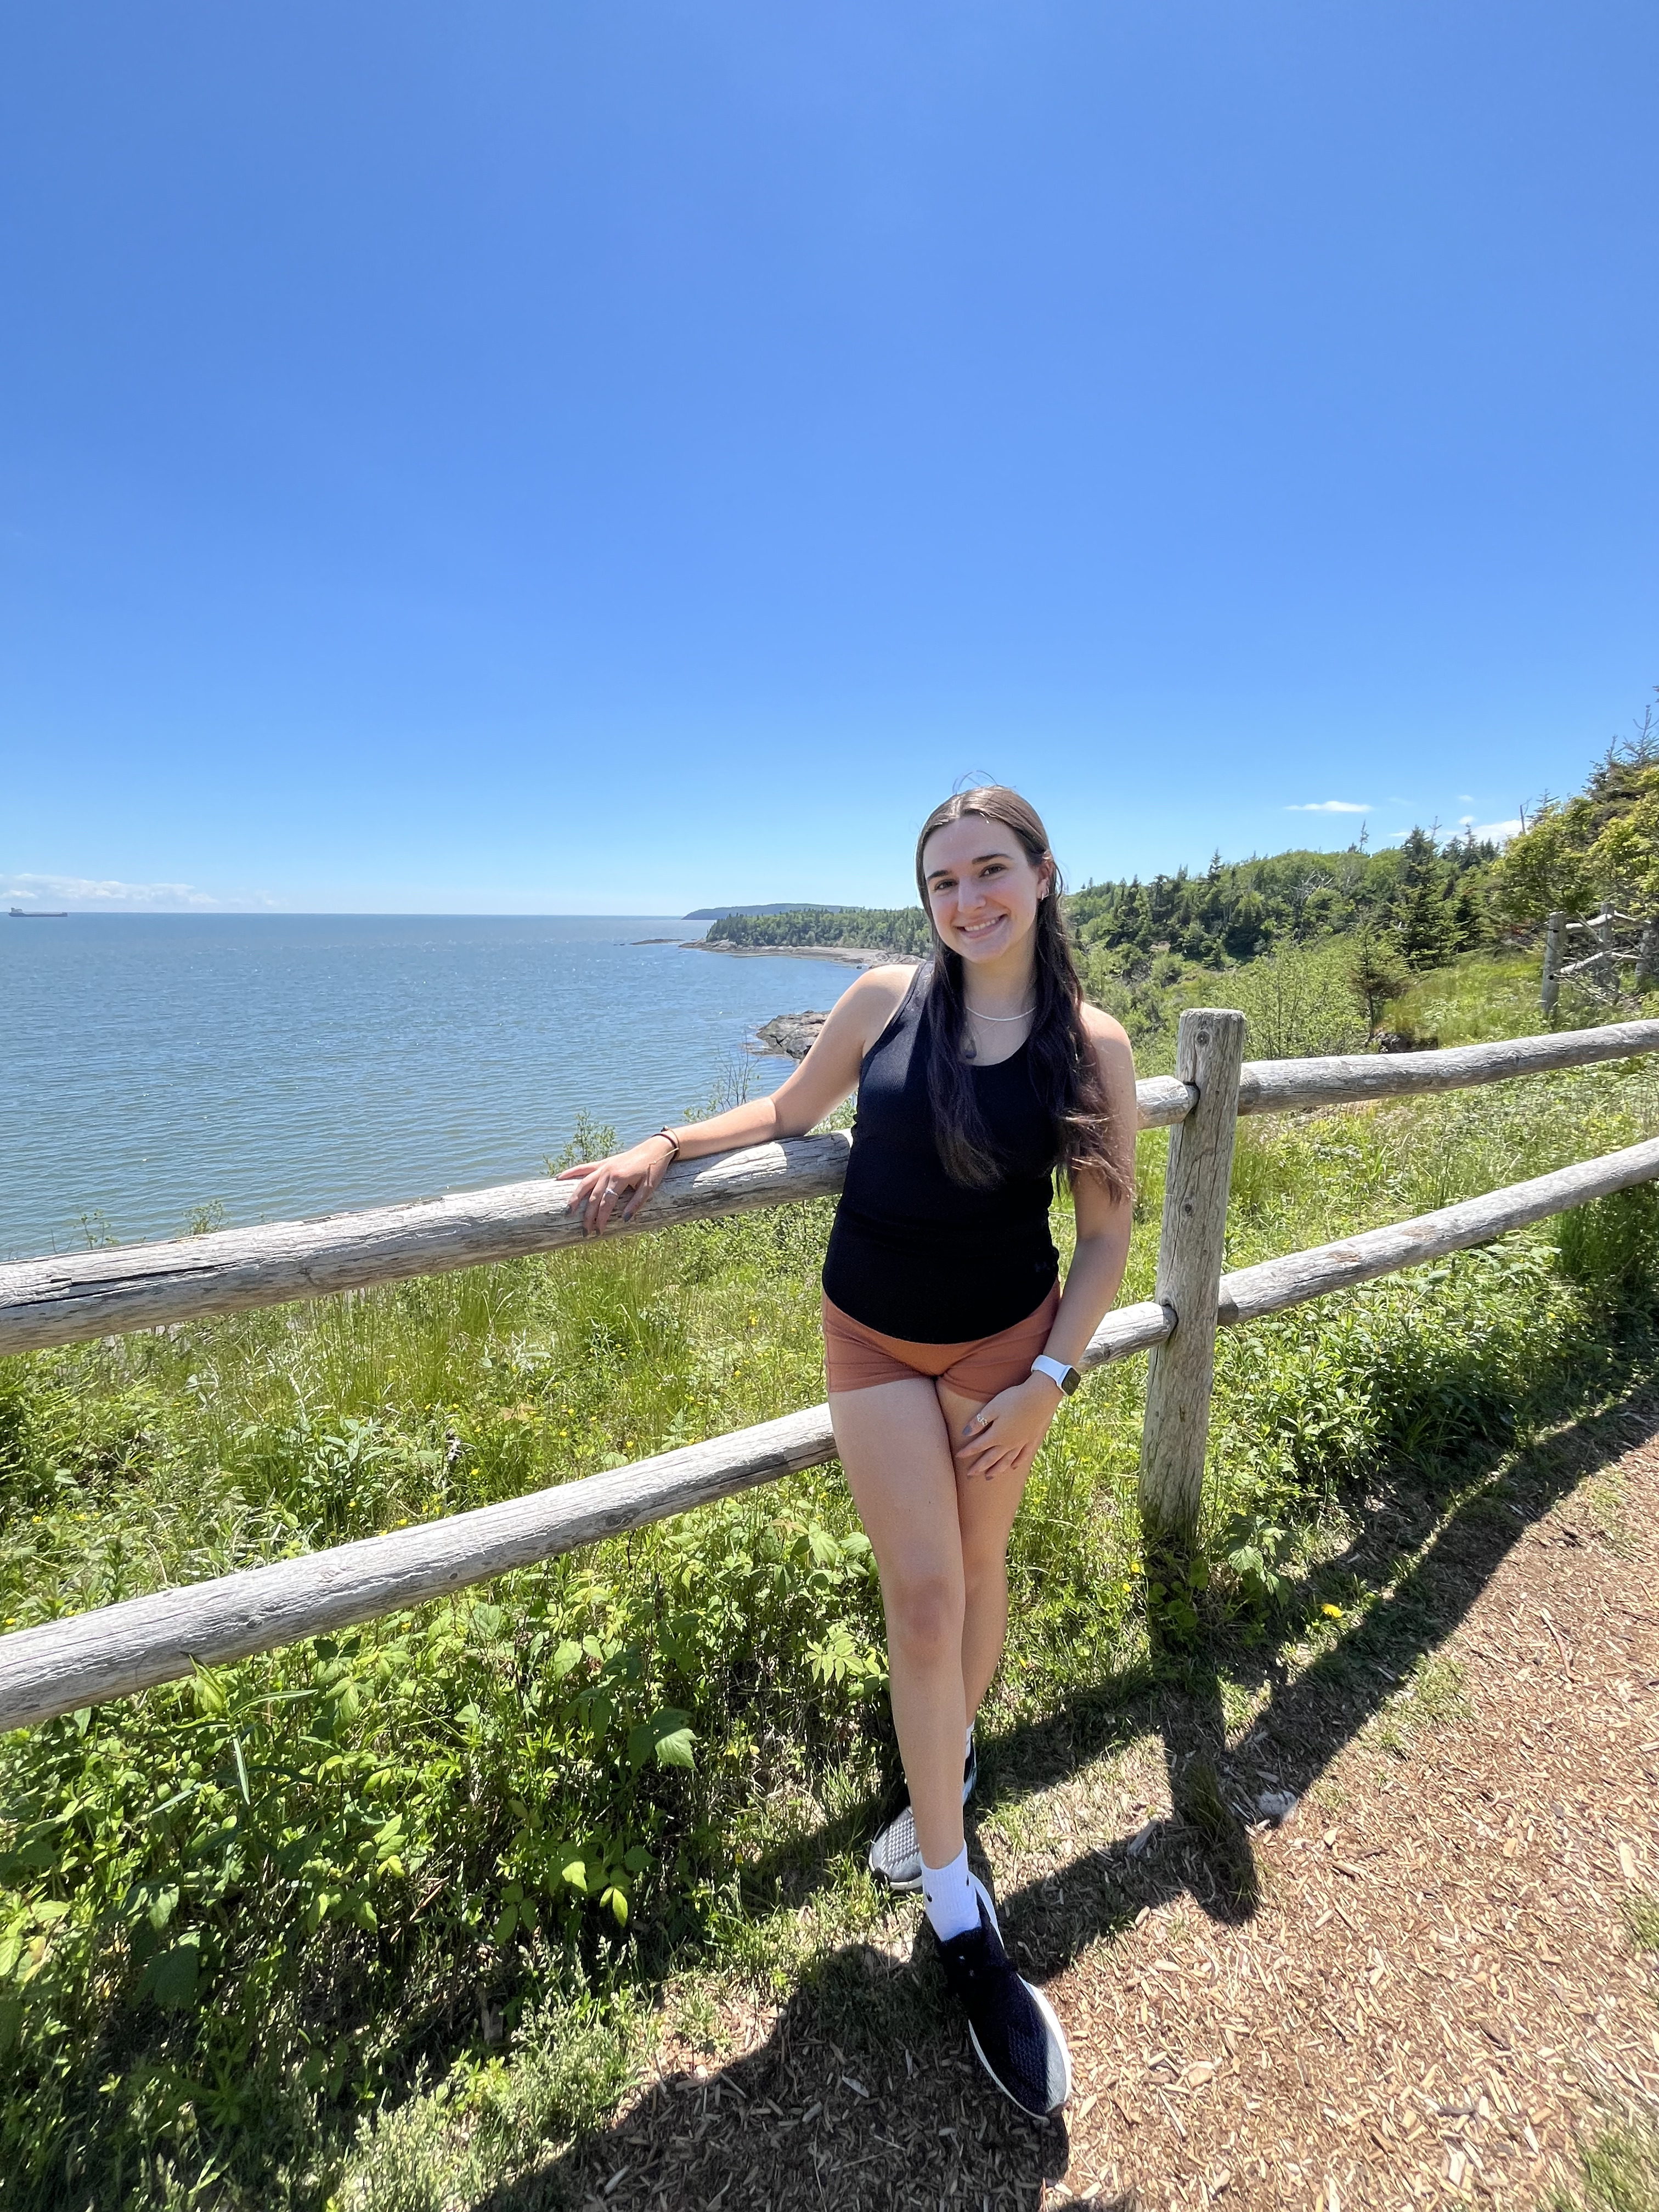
[1450,870,1494,952]
[1117,879,1152,949]
[1392,827,1457,969]
[1224,890,1268,960]
[1347,926,1409,1032]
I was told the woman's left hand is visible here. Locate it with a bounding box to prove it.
[555,1137,675,1237]
[954,1374,1063,1484]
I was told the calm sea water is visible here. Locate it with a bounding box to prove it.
[2,916,857,1260]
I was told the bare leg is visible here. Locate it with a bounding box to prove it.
[830,1378,970,1872]
[936,1377,1042,1725]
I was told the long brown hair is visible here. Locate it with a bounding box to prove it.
[913,787,1128,1201]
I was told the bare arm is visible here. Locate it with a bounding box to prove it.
[557,964,915,1235]
[1033,1011,1138,1370]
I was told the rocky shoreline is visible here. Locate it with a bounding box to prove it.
[686,939,920,970]
[681,937,921,1059]
[750,1011,830,1059]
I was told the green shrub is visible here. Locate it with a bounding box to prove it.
[1219,938,1368,1059]
[1555,1184,1659,1308]
[0,1496,885,2203]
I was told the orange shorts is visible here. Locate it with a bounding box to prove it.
[821,1285,1060,1401]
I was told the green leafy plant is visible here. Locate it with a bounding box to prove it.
[1220,1511,1294,1612]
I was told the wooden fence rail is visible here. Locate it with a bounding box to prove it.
[3,1019,1657,1359]
[4,1106,1658,1731]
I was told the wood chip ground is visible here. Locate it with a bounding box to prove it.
[555,1394,1659,2211]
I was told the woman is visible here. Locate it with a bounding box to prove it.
[561,787,1136,2119]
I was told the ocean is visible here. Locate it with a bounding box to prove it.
[2,914,858,1260]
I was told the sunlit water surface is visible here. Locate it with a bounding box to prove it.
[2,915,856,1257]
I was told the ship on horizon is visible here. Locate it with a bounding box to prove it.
[9,907,69,918]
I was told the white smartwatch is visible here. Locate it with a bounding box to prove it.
[1030,1353,1082,1396]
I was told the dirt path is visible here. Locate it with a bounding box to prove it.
[560,1396,1659,2211]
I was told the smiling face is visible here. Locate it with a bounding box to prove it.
[920,812,1051,967]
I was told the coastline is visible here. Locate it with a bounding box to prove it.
[687,939,922,1058]
[684,940,921,970]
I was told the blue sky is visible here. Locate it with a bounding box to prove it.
[2,1,1655,914]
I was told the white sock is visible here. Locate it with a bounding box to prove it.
[921,1846,979,1942]
[964,1722,975,1764]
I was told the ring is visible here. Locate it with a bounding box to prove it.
[603,1183,618,1198]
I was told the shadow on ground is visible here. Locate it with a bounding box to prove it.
[982,1380,1659,1970]
[490,1931,1094,2210]
[465,1383,1659,2210]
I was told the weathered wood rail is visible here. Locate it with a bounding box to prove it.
[2,1013,1657,1733]
[3,1020,1655,1358]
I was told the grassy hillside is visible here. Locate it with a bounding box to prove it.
[6,985,1659,2205]
[1108,943,1613,1078]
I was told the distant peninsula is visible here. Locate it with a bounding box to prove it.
[684,901,854,920]
[702,905,932,957]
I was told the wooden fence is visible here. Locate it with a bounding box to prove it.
[1541,909,1658,1012]
[1,1014,1657,1733]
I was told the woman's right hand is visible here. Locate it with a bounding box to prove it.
[556,1136,677,1237]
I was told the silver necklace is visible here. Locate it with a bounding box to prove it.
[961,1001,1035,1062]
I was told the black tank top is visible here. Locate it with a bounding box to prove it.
[821,965,1060,1341]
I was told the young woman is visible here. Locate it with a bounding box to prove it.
[561,787,1136,2119]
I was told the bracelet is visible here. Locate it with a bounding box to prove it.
[655,1126,681,1164]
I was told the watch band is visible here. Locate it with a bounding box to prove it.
[1030,1353,1081,1396]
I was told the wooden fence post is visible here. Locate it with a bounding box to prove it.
[1542,913,1563,1014]
[1594,905,1616,996]
[1138,1007,1246,1550]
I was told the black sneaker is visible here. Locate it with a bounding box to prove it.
[936,1879,1072,2120]
[867,1740,978,1892]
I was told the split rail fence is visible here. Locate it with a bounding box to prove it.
[2,1013,1658,1735]
[1541,907,1659,1011]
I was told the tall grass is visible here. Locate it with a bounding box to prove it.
[1546,2121,1659,2212]
[5,1047,1659,2207]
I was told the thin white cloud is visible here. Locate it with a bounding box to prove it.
[1285,799,1372,814]
[1,870,223,910]
[1380,819,1521,848]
